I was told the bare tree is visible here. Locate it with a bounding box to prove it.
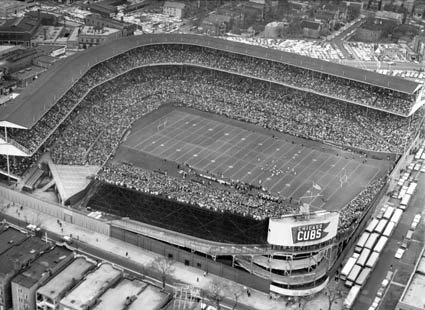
[324,281,343,310]
[228,286,244,310]
[151,256,175,289]
[207,280,226,310]
[298,297,309,310]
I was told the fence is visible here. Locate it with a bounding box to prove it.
[0,185,109,235]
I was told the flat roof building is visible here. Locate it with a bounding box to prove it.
[92,278,146,310]
[10,65,46,88]
[0,0,28,18]
[11,246,73,310]
[59,263,122,310]
[0,227,28,255]
[163,1,186,19]
[78,26,122,49]
[0,16,40,46]
[31,26,64,46]
[36,256,96,310]
[0,237,51,310]
[397,246,425,310]
[84,13,136,36]
[127,285,170,310]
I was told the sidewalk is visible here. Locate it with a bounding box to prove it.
[0,198,342,310]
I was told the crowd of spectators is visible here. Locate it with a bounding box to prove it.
[0,44,400,232]
[5,44,421,158]
[338,177,386,235]
[46,65,422,168]
[96,162,298,221]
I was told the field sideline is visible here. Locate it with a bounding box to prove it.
[114,106,391,212]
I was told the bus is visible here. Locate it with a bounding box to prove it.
[383,221,395,238]
[383,207,395,220]
[355,232,370,253]
[374,219,388,235]
[346,264,362,287]
[374,236,388,253]
[398,186,408,200]
[355,267,372,286]
[343,285,361,309]
[366,218,379,233]
[365,233,380,250]
[366,251,380,269]
[356,248,371,267]
[390,209,403,224]
[400,194,411,210]
[407,182,417,195]
[341,253,360,281]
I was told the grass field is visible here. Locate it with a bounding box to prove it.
[115,107,391,212]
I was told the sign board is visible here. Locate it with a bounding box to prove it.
[267,212,339,247]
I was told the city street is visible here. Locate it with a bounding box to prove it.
[353,165,425,309]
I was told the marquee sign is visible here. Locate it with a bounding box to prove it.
[267,212,339,247]
[291,222,330,244]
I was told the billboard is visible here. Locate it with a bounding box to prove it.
[267,211,339,247]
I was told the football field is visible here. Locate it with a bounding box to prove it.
[115,108,391,211]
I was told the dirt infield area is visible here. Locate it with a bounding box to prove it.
[113,106,392,212]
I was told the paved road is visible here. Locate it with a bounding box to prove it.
[330,18,366,59]
[353,167,425,309]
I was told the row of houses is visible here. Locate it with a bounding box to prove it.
[0,224,171,310]
[0,10,135,50]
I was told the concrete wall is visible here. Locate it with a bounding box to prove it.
[110,225,271,293]
[0,185,109,236]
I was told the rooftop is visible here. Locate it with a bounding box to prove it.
[34,55,58,65]
[418,254,425,274]
[12,246,72,288]
[0,237,51,276]
[164,1,186,9]
[0,227,27,255]
[35,44,65,56]
[206,13,232,24]
[0,45,20,57]
[127,285,169,310]
[2,0,27,9]
[301,20,321,30]
[31,25,64,43]
[0,16,39,33]
[92,278,146,310]
[400,273,425,309]
[80,25,120,36]
[37,256,95,301]
[59,263,122,310]
[10,66,46,81]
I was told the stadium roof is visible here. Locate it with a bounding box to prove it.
[0,34,420,129]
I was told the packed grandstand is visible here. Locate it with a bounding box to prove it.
[0,35,423,244]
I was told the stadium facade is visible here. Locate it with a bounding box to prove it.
[0,34,423,297]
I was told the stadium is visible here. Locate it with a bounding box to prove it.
[0,34,423,297]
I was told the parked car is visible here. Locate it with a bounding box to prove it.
[395,248,405,259]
